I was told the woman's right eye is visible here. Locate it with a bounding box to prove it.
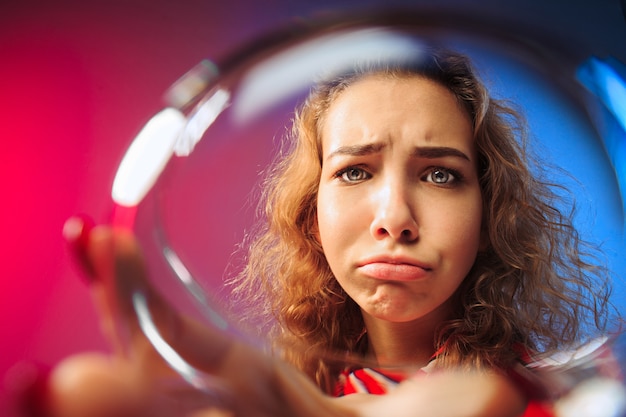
[336,167,370,182]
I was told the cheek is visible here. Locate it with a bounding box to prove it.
[316,191,341,251]
[316,191,330,250]
[436,197,483,257]
[451,202,483,261]
[316,188,361,267]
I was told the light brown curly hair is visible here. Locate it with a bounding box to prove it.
[228,48,614,393]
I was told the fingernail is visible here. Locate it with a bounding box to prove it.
[6,361,52,417]
[63,215,96,280]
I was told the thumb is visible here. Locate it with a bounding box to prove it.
[63,216,173,370]
[64,216,235,376]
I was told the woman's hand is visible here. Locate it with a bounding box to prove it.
[39,217,344,417]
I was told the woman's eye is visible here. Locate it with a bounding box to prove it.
[338,167,369,182]
[424,168,457,185]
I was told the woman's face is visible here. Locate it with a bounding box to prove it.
[316,74,483,325]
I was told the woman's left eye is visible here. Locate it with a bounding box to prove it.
[424,168,458,185]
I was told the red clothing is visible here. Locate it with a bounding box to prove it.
[332,337,622,416]
[333,366,555,416]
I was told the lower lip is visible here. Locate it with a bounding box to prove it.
[358,263,430,281]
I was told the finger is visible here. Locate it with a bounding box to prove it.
[46,353,148,417]
[64,218,172,371]
[62,215,96,281]
[189,408,235,417]
[46,353,228,417]
[63,217,127,355]
[85,222,235,374]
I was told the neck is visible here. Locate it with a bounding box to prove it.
[361,306,451,368]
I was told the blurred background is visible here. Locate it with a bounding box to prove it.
[1,0,625,414]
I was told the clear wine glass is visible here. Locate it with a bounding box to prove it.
[106,9,626,416]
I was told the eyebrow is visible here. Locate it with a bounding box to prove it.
[325,143,471,162]
[412,146,471,161]
[325,143,386,161]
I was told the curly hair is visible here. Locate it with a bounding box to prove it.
[228,48,614,393]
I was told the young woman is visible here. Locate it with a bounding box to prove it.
[36,49,615,417]
[226,48,615,412]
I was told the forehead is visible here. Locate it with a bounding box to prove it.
[326,73,465,119]
[320,74,474,155]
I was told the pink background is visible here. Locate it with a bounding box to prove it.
[1,0,625,414]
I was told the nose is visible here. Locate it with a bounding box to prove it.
[369,181,419,243]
